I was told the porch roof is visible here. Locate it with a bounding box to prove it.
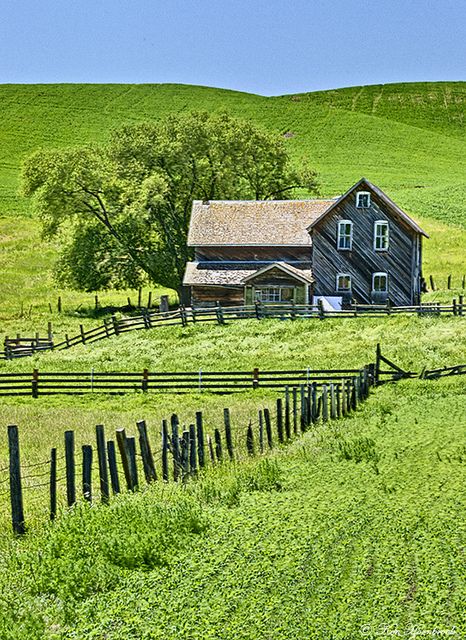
[183,261,313,287]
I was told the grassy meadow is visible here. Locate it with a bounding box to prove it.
[0,82,464,638]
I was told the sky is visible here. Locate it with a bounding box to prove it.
[1,0,465,95]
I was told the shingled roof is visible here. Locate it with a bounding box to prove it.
[188,199,335,246]
[183,262,313,286]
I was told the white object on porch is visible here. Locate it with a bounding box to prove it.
[313,296,343,311]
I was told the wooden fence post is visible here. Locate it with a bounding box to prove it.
[276,398,284,443]
[32,369,39,398]
[50,447,57,520]
[196,412,205,469]
[322,385,329,422]
[65,430,76,507]
[258,410,264,453]
[285,387,291,440]
[246,423,255,456]
[207,435,215,464]
[429,275,435,291]
[180,431,189,480]
[223,408,234,461]
[215,301,225,325]
[189,424,197,475]
[147,291,152,309]
[459,295,464,317]
[126,437,139,490]
[214,429,223,461]
[171,415,180,481]
[311,382,318,423]
[112,314,120,336]
[57,296,62,313]
[330,384,337,420]
[107,440,120,494]
[142,369,149,393]
[137,420,157,483]
[80,324,86,344]
[162,420,169,481]
[292,387,298,435]
[375,343,381,386]
[336,384,341,418]
[116,428,133,491]
[300,385,306,431]
[82,444,93,502]
[447,274,452,290]
[96,425,110,503]
[255,301,262,320]
[253,367,260,389]
[264,408,273,449]
[8,425,25,534]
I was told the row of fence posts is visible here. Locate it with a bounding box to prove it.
[428,274,466,291]
[5,368,373,534]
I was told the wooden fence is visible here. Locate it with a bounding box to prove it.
[0,369,372,534]
[2,298,465,361]
[0,367,368,397]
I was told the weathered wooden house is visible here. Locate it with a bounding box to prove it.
[183,178,428,308]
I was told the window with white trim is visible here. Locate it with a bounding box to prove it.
[254,287,294,303]
[336,273,351,292]
[374,221,389,251]
[356,191,371,208]
[372,272,388,293]
[337,220,353,250]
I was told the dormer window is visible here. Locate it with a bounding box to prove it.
[356,191,371,208]
[337,220,353,250]
[374,221,389,251]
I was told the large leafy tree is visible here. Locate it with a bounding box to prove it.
[21,111,319,293]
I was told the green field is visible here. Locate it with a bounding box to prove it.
[0,81,466,325]
[0,82,465,639]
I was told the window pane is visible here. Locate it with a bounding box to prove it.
[373,274,387,291]
[337,275,351,291]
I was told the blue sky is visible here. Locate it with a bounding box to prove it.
[1,0,465,95]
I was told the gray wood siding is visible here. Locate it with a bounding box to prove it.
[311,188,420,306]
[191,286,243,307]
[195,246,312,262]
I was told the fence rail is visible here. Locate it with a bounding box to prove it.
[1,298,465,361]
[1,368,373,534]
[0,367,367,397]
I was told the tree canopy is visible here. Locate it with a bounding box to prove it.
[21,111,319,292]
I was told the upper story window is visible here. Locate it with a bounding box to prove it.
[374,221,389,251]
[336,273,351,292]
[356,191,371,208]
[372,272,388,293]
[337,220,353,250]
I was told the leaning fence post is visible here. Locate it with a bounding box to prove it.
[180,431,189,480]
[64,430,76,507]
[96,425,110,503]
[300,385,306,431]
[112,314,120,336]
[246,422,255,456]
[107,440,120,494]
[137,419,157,483]
[207,435,215,464]
[142,369,149,393]
[196,412,205,469]
[258,410,264,453]
[126,437,139,490]
[214,429,223,461]
[82,445,93,502]
[50,447,57,520]
[116,428,132,490]
[223,408,234,461]
[8,425,25,534]
[264,408,273,449]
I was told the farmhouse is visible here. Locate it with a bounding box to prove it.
[183,178,428,308]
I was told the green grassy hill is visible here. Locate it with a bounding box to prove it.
[0,81,465,321]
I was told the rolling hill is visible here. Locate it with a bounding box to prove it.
[1,81,465,320]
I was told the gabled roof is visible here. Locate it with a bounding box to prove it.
[308,178,429,238]
[242,262,314,284]
[188,199,335,246]
[183,261,313,286]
